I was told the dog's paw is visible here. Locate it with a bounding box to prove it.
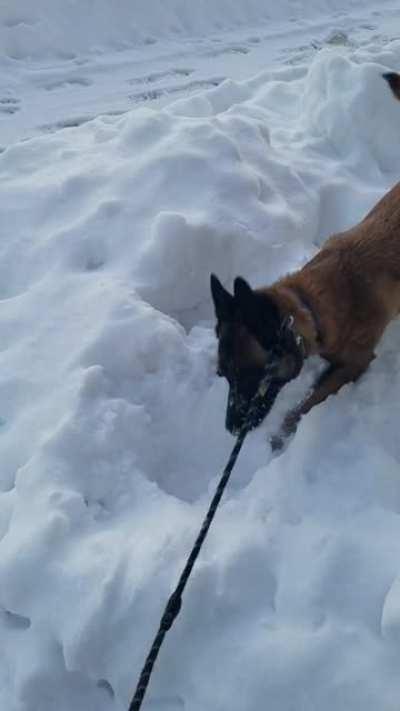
[270,433,284,452]
[270,421,298,454]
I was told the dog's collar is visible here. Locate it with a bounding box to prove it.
[283,314,306,358]
[289,286,323,350]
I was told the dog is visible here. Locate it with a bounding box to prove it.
[211,72,400,449]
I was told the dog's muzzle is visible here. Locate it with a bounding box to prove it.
[225,338,305,435]
[225,373,281,435]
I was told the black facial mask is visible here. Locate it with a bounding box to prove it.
[224,335,304,435]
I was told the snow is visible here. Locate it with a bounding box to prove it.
[0,0,382,61]
[2,2,400,710]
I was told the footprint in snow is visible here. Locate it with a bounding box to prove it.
[39,108,126,135]
[128,68,194,85]
[2,608,31,630]
[204,44,250,57]
[0,97,20,115]
[3,17,35,28]
[129,77,224,103]
[324,30,352,47]
[44,76,92,91]
[40,115,92,131]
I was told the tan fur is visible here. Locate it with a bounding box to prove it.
[258,180,400,438]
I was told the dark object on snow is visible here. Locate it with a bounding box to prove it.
[383,71,400,101]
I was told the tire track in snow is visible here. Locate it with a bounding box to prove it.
[0,4,397,144]
[129,77,225,103]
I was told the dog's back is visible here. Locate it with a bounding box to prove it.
[266,180,400,362]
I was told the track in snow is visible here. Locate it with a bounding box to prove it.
[0,2,399,146]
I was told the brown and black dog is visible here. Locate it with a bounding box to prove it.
[211,72,400,449]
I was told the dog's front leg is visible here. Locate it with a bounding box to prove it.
[271,358,372,451]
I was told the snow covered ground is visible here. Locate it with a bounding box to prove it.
[1,0,400,147]
[2,2,400,710]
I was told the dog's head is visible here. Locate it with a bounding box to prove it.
[211,274,304,434]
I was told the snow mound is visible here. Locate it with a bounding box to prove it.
[301,52,400,173]
[2,45,400,710]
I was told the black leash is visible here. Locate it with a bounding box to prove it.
[128,372,280,711]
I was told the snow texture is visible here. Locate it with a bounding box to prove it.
[2,3,400,711]
[0,0,376,60]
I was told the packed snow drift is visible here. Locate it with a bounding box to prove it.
[2,4,400,711]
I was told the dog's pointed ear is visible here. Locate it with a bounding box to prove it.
[234,275,281,345]
[383,71,400,101]
[233,276,255,319]
[210,274,234,321]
